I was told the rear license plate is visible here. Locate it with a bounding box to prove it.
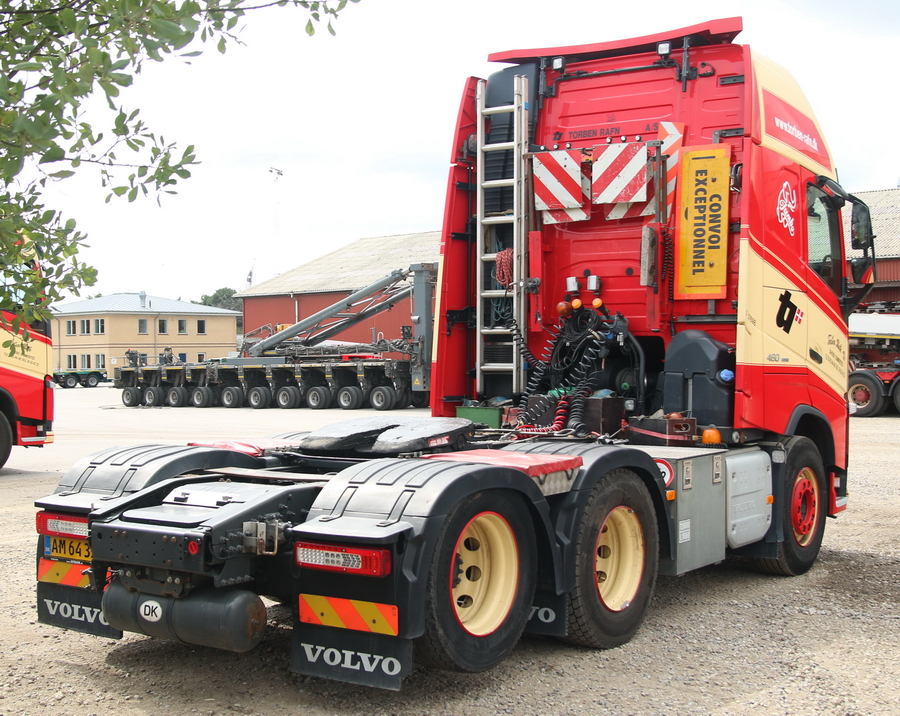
[43,535,92,562]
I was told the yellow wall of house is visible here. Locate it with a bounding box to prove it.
[51,312,238,372]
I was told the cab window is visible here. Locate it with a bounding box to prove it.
[806,184,843,295]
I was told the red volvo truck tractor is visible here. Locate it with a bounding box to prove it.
[35,17,875,690]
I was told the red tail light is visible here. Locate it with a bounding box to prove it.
[36,512,89,539]
[295,541,391,577]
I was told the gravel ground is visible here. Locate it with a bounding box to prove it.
[1,388,898,715]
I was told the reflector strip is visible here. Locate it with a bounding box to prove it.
[299,594,399,635]
[37,558,89,588]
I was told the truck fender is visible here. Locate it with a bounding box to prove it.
[783,404,836,470]
[36,444,265,514]
[294,456,556,641]
[500,441,675,582]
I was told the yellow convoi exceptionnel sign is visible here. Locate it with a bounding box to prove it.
[675,145,731,300]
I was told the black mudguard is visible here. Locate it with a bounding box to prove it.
[37,444,265,514]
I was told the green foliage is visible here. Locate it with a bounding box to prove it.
[0,0,356,354]
[198,286,240,311]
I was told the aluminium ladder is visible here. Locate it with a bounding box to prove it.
[474,75,530,398]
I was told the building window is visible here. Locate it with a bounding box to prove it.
[66,320,76,336]
[79,319,90,335]
[197,319,206,335]
[66,354,77,370]
[80,354,91,369]
[159,319,168,334]
[94,318,105,335]
[138,318,148,334]
[95,354,106,369]
[178,319,187,334]
[178,352,187,362]
[197,352,206,362]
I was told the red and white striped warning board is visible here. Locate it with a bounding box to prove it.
[533,150,591,224]
[602,122,685,221]
[591,143,648,205]
[605,175,657,220]
[533,150,585,210]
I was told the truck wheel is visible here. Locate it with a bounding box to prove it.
[337,386,363,410]
[143,386,165,406]
[752,436,826,577]
[306,386,330,410]
[122,387,142,407]
[275,385,301,409]
[416,490,536,672]
[370,385,397,411]
[64,374,78,389]
[86,374,100,388]
[848,373,885,417]
[395,388,412,409]
[222,386,245,408]
[562,469,658,649]
[0,413,12,469]
[247,386,272,409]
[166,386,188,407]
[411,391,430,409]
[191,386,214,408]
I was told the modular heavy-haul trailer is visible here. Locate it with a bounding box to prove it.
[847,310,900,416]
[114,266,436,411]
[36,18,876,690]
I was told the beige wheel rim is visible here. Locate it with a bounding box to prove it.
[451,512,519,636]
[595,506,645,611]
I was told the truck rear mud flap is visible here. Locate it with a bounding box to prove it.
[291,623,413,690]
[37,581,122,639]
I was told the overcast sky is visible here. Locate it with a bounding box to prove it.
[41,0,900,304]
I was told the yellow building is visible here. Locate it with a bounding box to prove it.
[50,293,240,373]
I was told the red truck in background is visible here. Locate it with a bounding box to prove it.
[35,17,876,690]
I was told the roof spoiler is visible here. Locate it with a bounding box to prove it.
[488,17,743,65]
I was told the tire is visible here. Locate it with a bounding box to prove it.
[0,412,12,469]
[63,375,78,389]
[562,469,659,649]
[848,373,885,417]
[395,388,412,409]
[142,386,165,406]
[337,386,364,410]
[166,386,188,407]
[892,385,900,415]
[85,374,100,388]
[221,385,245,409]
[752,436,826,577]
[191,386,214,408]
[247,386,272,409]
[370,385,397,411]
[415,490,536,672]
[121,387,142,407]
[411,391,430,409]
[275,385,301,409]
[306,386,331,410]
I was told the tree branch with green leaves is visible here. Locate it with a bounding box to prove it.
[0,0,356,354]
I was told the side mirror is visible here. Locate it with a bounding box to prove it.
[851,201,874,250]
